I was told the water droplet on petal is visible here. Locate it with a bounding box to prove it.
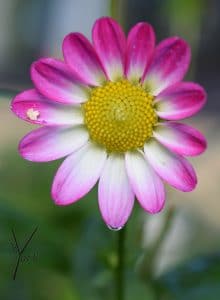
[107,225,123,231]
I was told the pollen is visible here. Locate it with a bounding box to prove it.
[26,108,40,121]
[83,79,157,153]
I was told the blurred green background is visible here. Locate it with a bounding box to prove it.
[0,0,220,299]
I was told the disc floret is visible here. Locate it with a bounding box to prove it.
[83,80,157,152]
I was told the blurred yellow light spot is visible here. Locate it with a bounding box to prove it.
[26,108,40,121]
[83,79,157,153]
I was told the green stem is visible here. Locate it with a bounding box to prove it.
[110,0,119,20]
[116,227,126,300]
[109,0,126,33]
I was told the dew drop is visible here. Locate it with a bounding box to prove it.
[107,225,123,231]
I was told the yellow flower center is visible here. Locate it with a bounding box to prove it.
[83,79,157,153]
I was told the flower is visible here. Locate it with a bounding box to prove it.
[11,17,207,230]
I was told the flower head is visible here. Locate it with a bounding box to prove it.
[11,17,207,229]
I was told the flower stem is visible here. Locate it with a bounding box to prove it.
[116,227,126,300]
[110,0,118,20]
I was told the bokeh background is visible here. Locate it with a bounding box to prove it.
[0,0,220,299]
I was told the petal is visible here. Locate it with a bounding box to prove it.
[63,33,106,86]
[92,17,126,81]
[31,58,89,104]
[153,122,207,156]
[143,37,191,95]
[144,139,197,192]
[98,154,134,229]
[11,89,83,126]
[125,151,165,214]
[155,82,207,120]
[52,143,107,205]
[125,22,155,82]
[19,125,89,162]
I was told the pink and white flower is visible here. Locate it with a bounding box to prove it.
[11,17,207,229]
